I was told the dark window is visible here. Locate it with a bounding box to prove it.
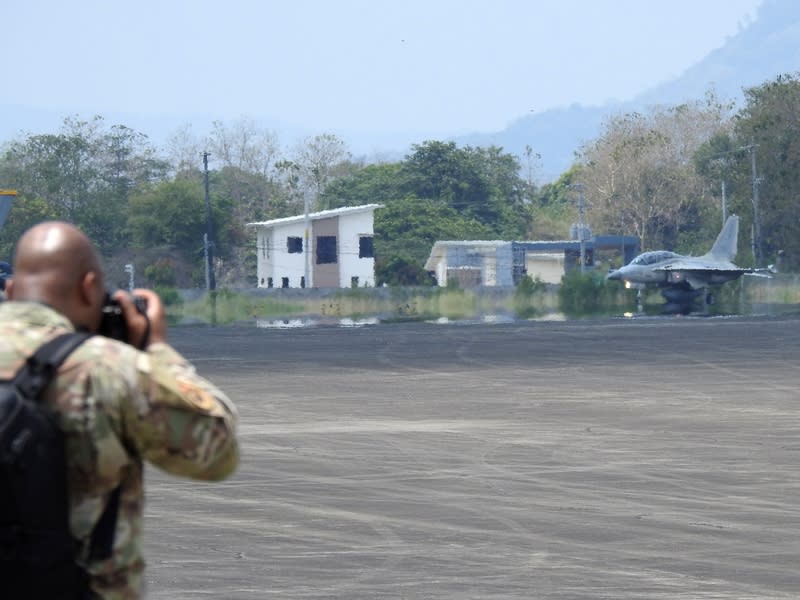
[287,236,303,253]
[300,276,306,289]
[359,236,374,258]
[281,277,289,288]
[267,277,273,288]
[316,236,337,264]
[351,276,359,287]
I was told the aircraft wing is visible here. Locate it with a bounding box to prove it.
[654,259,746,273]
[654,259,762,289]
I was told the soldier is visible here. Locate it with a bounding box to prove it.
[0,221,239,598]
[0,260,11,301]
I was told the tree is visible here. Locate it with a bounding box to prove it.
[577,95,732,252]
[0,194,60,260]
[0,115,167,254]
[732,74,800,268]
[400,141,529,239]
[401,140,490,216]
[470,145,529,238]
[528,167,581,240]
[321,163,405,209]
[313,140,533,284]
[292,133,353,210]
[128,179,207,252]
[164,123,204,176]
[374,197,494,285]
[0,117,102,222]
[207,117,281,178]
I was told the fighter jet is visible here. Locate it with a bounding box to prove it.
[606,215,773,313]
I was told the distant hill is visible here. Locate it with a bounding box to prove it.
[457,0,800,182]
[3,1,798,184]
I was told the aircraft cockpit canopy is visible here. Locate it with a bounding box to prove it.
[630,251,680,266]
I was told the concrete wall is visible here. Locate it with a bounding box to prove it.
[338,210,376,287]
[431,244,512,287]
[257,221,307,288]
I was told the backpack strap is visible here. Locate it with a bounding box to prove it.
[13,332,93,400]
[11,331,122,561]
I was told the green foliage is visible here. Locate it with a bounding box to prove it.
[321,163,405,209]
[578,95,731,252]
[733,73,800,269]
[154,286,183,308]
[127,179,236,281]
[513,274,547,318]
[535,167,580,207]
[181,289,305,324]
[318,141,536,285]
[558,270,621,317]
[144,258,177,287]
[376,255,433,286]
[0,116,168,255]
[374,197,493,272]
[7,84,800,293]
[128,179,206,252]
[0,194,60,259]
[400,141,528,239]
[212,165,290,224]
[515,274,547,297]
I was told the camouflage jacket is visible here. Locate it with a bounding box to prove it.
[0,302,239,599]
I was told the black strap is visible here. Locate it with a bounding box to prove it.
[13,332,93,401]
[89,485,121,561]
[10,331,122,561]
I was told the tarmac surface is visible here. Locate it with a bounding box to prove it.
[143,315,800,599]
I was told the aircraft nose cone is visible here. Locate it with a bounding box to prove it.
[607,269,621,281]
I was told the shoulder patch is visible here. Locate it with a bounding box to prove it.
[175,379,218,412]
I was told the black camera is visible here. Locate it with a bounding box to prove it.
[98,292,148,345]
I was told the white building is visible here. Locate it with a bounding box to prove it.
[425,236,639,287]
[247,204,382,289]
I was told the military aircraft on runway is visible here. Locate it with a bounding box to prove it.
[606,215,774,313]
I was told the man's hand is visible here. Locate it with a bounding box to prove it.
[113,288,168,349]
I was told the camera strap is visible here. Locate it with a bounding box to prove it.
[138,314,151,350]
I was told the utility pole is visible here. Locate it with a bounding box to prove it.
[721,180,727,227]
[202,151,217,326]
[707,144,762,265]
[202,151,216,291]
[573,184,587,273]
[748,144,762,266]
[303,188,311,288]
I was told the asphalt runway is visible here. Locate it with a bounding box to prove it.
[143,316,800,599]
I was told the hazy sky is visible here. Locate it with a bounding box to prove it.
[5,0,763,148]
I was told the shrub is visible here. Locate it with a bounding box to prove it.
[144,259,177,287]
[513,275,547,318]
[154,286,183,308]
[558,270,620,316]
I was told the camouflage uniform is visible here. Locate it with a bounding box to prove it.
[0,301,239,599]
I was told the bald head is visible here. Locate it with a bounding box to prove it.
[8,221,106,330]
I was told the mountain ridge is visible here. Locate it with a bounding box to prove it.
[457,0,800,182]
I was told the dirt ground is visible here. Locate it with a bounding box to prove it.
[143,315,800,599]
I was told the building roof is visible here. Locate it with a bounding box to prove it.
[424,240,511,270]
[425,236,640,271]
[247,204,383,229]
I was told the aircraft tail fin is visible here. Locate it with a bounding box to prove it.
[0,190,16,232]
[708,215,739,261]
